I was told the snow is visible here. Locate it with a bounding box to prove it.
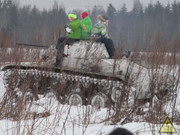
[0,70,180,135]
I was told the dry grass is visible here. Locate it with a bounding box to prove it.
[0,32,179,135]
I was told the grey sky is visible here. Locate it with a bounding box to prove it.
[19,0,177,12]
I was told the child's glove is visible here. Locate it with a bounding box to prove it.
[65,27,72,34]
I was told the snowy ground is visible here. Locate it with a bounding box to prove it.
[0,70,180,135]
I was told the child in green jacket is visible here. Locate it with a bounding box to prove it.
[80,10,92,40]
[66,14,81,39]
[54,13,81,67]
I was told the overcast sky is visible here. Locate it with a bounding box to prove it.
[18,0,177,12]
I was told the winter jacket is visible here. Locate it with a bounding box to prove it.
[66,19,81,39]
[80,17,92,40]
[92,19,109,38]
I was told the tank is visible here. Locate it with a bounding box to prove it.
[1,41,177,108]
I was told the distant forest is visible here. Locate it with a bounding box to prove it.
[0,0,180,51]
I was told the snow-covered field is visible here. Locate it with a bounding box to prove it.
[0,70,180,135]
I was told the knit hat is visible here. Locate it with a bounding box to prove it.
[102,15,109,20]
[97,15,105,22]
[68,13,77,19]
[81,10,89,19]
[97,15,109,22]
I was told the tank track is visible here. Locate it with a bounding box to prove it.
[2,65,132,108]
[4,69,122,87]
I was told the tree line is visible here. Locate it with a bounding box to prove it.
[0,0,180,51]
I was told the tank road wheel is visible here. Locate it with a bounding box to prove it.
[91,93,107,108]
[33,74,41,81]
[3,70,22,89]
[60,73,68,85]
[155,84,174,101]
[3,70,12,88]
[81,77,91,89]
[16,88,34,102]
[111,86,135,108]
[60,78,67,85]
[51,77,69,103]
[66,82,86,106]
[44,91,56,99]
[24,91,34,102]
[82,82,90,89]
[12,84,35,103]
[111,86,122,103]
[68,92,83,106]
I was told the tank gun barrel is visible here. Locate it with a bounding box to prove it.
[16,43,50,48]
